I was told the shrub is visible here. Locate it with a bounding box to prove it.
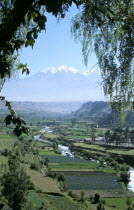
[44,157,49,167]
[114,164,120,173]
[120,171,130,185]
[94,193,100,203]
[68,191,73,197]
[97,202,105,210]
[68,190,78,200]
[99,158,104,167]
[80,191,85,202]
[110,160,118,167]
[89,195,94,202]
[126,197,132,207]
[57,173,65,182]
[55,149,62,155]
[60,182,67,192]
[30,159,42,171]
[120,163,130,172]
[46,168,54,178]
[2,149,11,157]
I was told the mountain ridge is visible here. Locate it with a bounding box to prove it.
[1,65,104,102]
[71,101,111,117]
[0,101,85,114]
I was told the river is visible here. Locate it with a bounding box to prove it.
[34,126,134,192]
[58,144,74,157]
[127,169,134,192]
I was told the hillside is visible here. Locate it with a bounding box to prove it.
[71,101,134,127]
[72,101,111,118]
[0,101,84,114]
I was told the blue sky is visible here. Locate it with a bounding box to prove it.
[19,5,98,77]
[1,5,104,102]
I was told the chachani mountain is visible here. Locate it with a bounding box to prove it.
[1,65,104,102]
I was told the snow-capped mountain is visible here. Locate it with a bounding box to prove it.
[1,65,104,102]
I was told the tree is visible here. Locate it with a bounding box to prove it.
[57,173,65,182]
[120,171,130,186]
[71,0,134,117]
[0,0,133,127]
[1,152,33,210]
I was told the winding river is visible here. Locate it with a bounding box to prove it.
[34,126,134,192]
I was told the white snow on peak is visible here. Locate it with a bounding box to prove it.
[40,65,79,74]
[40,65,100,76]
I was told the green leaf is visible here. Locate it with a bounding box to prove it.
[17,63,26,70]
[5,115,12,126]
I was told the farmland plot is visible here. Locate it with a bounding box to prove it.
[42,155,93,163]
[65,175,122,190]
[43,193,85,210]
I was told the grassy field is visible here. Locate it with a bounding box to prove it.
[43,133,59,139]
[39,151,60,156]
[52,168,94,172]
[0,134,16,151]
[44,155,115,173]
[26,165,60,193]
[67,135,90,139]
[22,154,40,164]
[23,190,134,210]
[83,149,106,156]
[26,190,52,210]
[0,156,8,166]
[104,197,134,209]
[49,162,96,170]
[43,193,87,210]
[0,134,15,139]
[72,189,134,199]
[49,162,115,173]
[32,140,51,148]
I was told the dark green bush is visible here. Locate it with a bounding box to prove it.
[94,193,100,203]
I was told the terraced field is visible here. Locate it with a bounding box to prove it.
[43,193,86,210]
[42,155,115,173]
[73,143,134,156]
[42,155,93,163]
[41,154,119,192]
[26,166,60,193]
[65,175,122,190]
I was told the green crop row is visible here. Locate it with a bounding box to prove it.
[65,175,122,190]
[42,155,93,163]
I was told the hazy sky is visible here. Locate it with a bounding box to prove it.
[19,5,98,78]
